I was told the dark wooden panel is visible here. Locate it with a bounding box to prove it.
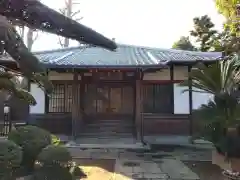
[0,94,28,122]
[30,113,72,135]
[143,114,191,135]
[9,97,29,121]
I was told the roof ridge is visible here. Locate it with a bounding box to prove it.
[33,43,168,55]
[32,43,222,58]
[117,43,222,56]
[33,45,89,54]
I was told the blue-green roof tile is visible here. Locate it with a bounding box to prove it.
[1,44,222,68]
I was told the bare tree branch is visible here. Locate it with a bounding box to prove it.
[58,0,83,48]
[33,31,39,42]
[71,10,81,17]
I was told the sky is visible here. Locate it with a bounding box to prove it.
[31,0,225,51]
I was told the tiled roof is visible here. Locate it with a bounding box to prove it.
[1,44,222,69]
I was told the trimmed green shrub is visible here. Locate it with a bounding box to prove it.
[36,145,71,167]
[8,125,52,173]
[0,140,22,180]
[32,165,74,180]
[34,145,86,180]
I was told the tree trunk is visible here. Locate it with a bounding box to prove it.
[27,29,34,50]
[63,0,72,48]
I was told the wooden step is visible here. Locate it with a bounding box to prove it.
[79,119,135,139]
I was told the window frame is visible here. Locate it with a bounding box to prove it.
[47,81,74,113]
[142,83,174,114]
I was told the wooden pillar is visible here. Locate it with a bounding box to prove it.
[135,70,142,141]
[80,73,85,117]
[44,70,49,114]
[188,65,193,136]
[170,65,174,114]
[72,70,80,138]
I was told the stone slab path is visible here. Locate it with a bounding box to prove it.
[70,148,203,180]
[157,159,199,180]
[114,159,169,180]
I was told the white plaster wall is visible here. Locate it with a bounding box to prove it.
[173,83,190,114]
[143,69,170,80]
[192,87,214,110]
[48,71,73,80]
[29,83,45,114]
[174,85,214,114]
[173,66,188,80]
[49,71,80,80]
[48,71,82,80]
[143,67,189,81]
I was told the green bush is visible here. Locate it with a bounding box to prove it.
[31,165,74,180]
[34,145,86,180]
[0,140,22,180]
[8,125,52,173]
[36,145,71,167]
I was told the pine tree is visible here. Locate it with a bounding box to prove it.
[172,36,196,51]
[190,15,218,52]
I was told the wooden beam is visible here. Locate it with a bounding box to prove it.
[135,70,142,141]
[44,70,49,113]
[170,65,174,114]
[80,72,85,114]
[188,66,193,136]
[71,70,79,138]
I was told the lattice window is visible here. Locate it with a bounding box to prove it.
[48,83,73,113]
[142,84,173,113]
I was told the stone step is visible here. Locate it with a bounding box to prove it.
[87,121,134,126]
[80,131,133,135]
[80,119,135,139]
[79,133,133,138]
[83,121,133,127]
[84,125,133,130]
[81,130,133,134]
[143,114,189,120]
[85,126,133,131]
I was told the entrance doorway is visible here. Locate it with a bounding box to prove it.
[83,82,134,120]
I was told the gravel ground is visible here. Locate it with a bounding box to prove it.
[184,161,225,180]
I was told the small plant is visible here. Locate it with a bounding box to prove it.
[51,134,60,146]
[0,140,22,180]
[8,125,52,173]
